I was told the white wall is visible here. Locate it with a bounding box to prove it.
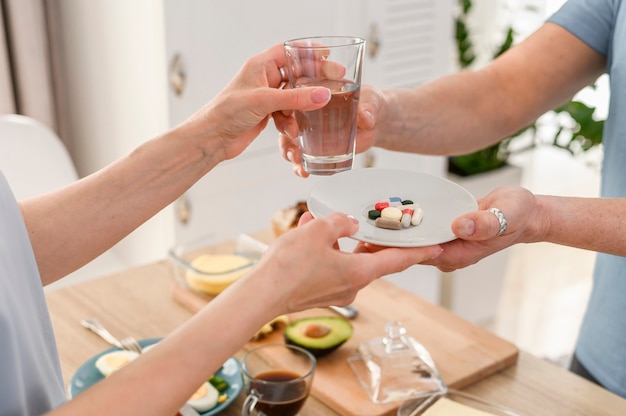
[53,0,169,175]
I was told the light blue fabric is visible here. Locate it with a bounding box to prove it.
[0,171,66,415]
[549,0,626,398]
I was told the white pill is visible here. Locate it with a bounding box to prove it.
[411,206,424,226]
[381,206,402,221]
[401,213,411,228]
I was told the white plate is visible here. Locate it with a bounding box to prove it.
[307,168,478,247]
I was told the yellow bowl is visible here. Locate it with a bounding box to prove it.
[168,233,267,297]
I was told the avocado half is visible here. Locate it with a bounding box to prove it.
[284,316,353,357]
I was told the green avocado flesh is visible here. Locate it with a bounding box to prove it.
[284,316,353,357]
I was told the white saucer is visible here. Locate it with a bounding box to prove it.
[307,168,478,247]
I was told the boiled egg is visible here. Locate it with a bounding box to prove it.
[94,350,139,377]
[187,381,219,412]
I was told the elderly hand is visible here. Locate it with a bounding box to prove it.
[422,186,539,272]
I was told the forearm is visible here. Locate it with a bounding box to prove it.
[19,43,334,285]
[377,71,514,155]
[536,195,626,257]
[48,266,283,416]
[21,124,222,284]
[374,23,605,156]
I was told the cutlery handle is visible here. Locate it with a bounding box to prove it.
[80,318,123,349]
[329,305,359,319]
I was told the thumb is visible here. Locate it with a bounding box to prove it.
[323,212,360,240]
[301,212,359,242]
[265,87,331,114]
[452,210,503,240]
[297,211,315,226]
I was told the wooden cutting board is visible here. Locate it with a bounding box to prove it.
[172,278,518,416]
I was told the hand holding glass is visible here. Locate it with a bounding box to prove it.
[284,36,365,175]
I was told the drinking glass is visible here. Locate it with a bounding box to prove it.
[284,36,365,175]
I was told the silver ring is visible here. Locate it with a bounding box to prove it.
[279,66,288,82]
[488,208,508,237]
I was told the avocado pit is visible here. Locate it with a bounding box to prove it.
[304,323,332,338]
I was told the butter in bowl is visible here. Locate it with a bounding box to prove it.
[168,233,267,297]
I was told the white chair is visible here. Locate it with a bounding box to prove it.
[0,114,126,289]
[0,114,78,200]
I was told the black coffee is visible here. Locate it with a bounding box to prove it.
[250,370,308,416]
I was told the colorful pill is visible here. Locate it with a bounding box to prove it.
[381,206,402,221]
[369,197,423,230]
[375,217,402,230]
[375,202,389,211]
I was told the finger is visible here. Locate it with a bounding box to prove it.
[293,212,358,252]
[260,43,292,86]
[285,58,346,85]
[277,132,308,177]
[357,85,383,124]
[437,265,457,273]
[321,60,347,80]
[261,87,330,116]
[297,211,314,226]
[292,212,356,252]
[284,43,331,82]
[452,210,504,240]
[293,159,309,178]
[286,43,330,60]
[359,245,443,278]
[273,112,298,140]
[317,212,360,241]
[277,131,297,160]
[357,107,376,130]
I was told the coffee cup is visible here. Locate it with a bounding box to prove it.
[241,344,316,416]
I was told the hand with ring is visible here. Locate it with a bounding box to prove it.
[421,185,539,272]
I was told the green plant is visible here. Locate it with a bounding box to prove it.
[448,0,604,176]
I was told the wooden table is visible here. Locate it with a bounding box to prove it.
[46,243,626,416]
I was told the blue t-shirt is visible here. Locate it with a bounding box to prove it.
[0,172,66,414]
[550,0,626,398]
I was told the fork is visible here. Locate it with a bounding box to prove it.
[119,336,143,354]
[80,318,142,353]
[80,319,198,415]
[113,337,199,416]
